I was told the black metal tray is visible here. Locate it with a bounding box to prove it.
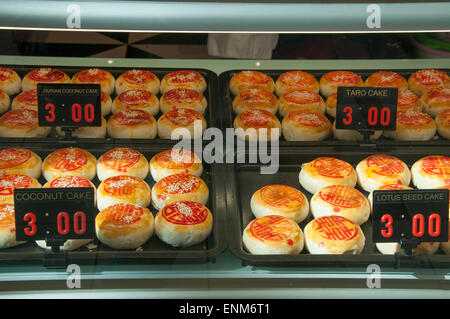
[225,145,450,268]
[0,141,227,267]
[219,68,450,148]
[0,65,221,146]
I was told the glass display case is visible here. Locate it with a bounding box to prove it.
[0,0,450,301]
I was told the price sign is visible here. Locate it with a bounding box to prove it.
[37,83,101,127]
[14,188,95,242]
[372,189,449,243]
[335,86,398,131]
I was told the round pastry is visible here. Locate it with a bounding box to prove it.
[408,69,450,96]
[97,175,151,211]
[242,215,304,255]
[278,90,326,117]
[97,147,148,182]
[367,183,413,210]
[72,68,115,95]
[115,69,160,95]
[11,89,38,111]
[325,93,337,118]
[95,203,154,250]
[0,90,10,114]
[107,109,157,139]
[0,174,41,205]
[319,70,363,98]
[356,154,411,192]
[42,147,96,182]
[420,87,450,118]
[43,175,96,206]
[436,108,450,140]
[275,70,319,97]
[160,70,206,94]
[149,149,203,182]
[250,185,309,223]
[364,71,408,89]
[397,89,422,112]
[0,148,42,179]
[155,201,213,248]
[281,109,332,141]
[411,155,450,189]
[376,242,440,255]
[332,120,382,141]
[0,67,21,96]
[229,71,275,96]
[383,110,436,141]
[56,117,107,139]
[233,108,281,142]
[0,204,26,248]
[160,88,207,115]
[299,157,357,194]
[232,88,278,115]
[101,91,112,117]
[151,173,209,210]
[157,108,206,140]
[0,109,50,138]
[112,89,159,116]
[22,67,70,91]
[310,185,370,225]
[304,215,365,254]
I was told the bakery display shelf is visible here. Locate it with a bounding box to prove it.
[1,0,450,33]
[226,145,450,268]
[0,142,227,267]
[219,68,450,149]
[0,64,220,146]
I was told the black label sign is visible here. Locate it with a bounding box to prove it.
[37,83,101,127]
[335,86,398,131]
[372,189,449,243]
[14,188,96,241]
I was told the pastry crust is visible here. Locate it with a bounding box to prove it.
[0,204,27,248]
[364,71,408,89]
[160,88,207,115]
[320,70,363,98]
[229,71,275,96]
[0,67,21,96]
[42,147,97,181]
[383,110,436,141]
[11,89,38,111]
[304,215,365,254]
[107,109,157,139]
[160,70,206,94]
[281,109,332,141]
[397,89,422,112]
[0,148,42,179]
[22,67,70,91]
[232,88,278,115]
[299,157,357,194]
[72,68,115,95]
[96,203,154,249]
[278,90,326,117]
[0,109,50,138]
[250,185,309,223]
[97,147,149,181]
[149,149,203,182]
[275,71,319,97]
[408,69,450,96]
[151,173,209,210]
[411,155,450,189]
[0,174,41,205]
[234,108,281,142]
[157,108,206,140]
[242,215,304,255]
[155,201,213,248]
[112,89,159,116]
[420,87,450,118]
[115,69,160,95]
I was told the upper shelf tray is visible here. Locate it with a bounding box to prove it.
[0,0,450,33]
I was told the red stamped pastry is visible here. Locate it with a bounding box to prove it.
[102,203,144,226]
[0,203,15,228]
[322,71,363,85]
[102,175,142,196]
[48,175,92,188]
[0,148,32,170]
[121,69,157,85]
[74,68,109,83]
[153,150,196,170]
[165,70,203,85]
[377,183,412,190]
[237,109,277,128]
[397,110,433,126]
[0,68,14,82]
[260,185,305,209]
[112,109,153,126]
[161,201,208,225]
[282,90,321,105]
[155,174,201,194]
[0,109,38,127]
[100,148,142,173]
[419,155,450,177]
[285,109,329,127]
[365,154,407,177]
[163,88,203,104]
[234,71,272,85]
[28,68,66,82]
[248,215,297,242]
[412,69,450,86]
[311,157,354,179]
[318,185,365,209]
[310,215,359,242]
[397,89,419,108]
[0,174,35,196]
[15,90,38,107]
[278,71,317,87]
[163,108,203,126]
[46,148,88,172]
[118,89,154,105]
[365,71,407,88]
